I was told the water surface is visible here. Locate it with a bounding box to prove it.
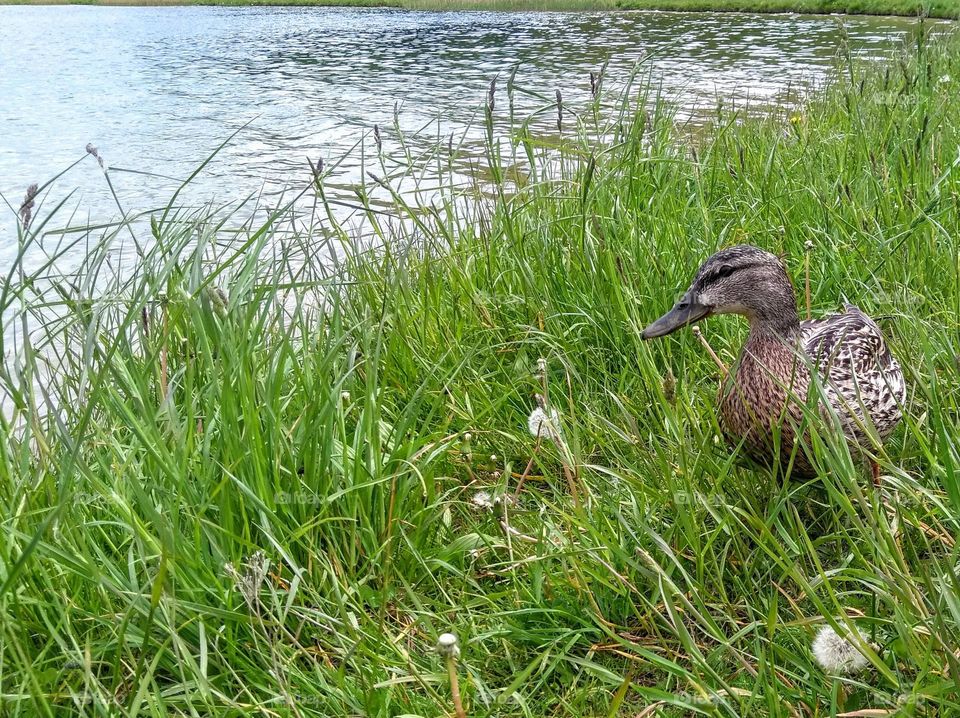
[0,6,940,258]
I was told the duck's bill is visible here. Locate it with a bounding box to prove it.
[641,301,711,339]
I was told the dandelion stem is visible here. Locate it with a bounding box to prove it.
[691,326,728,378]
[562,461,582,510]
[446,654,466,718]
[514,436,541,498]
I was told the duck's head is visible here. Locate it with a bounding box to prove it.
[641,245,798,339]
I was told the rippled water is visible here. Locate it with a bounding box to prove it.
[0,6,941,258]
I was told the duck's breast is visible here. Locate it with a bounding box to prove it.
[719,334,813,472]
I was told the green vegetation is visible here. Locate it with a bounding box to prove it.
[3,0,960,18]
[392,0,960,16]
[613,0,960,16]
[3,24,960,718]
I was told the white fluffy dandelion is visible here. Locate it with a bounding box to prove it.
[527,406,562,444]
[470,491,494,511]
[535,357,548,378]
[437,632,460,658]
[812,624,871,674]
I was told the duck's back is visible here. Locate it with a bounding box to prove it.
[801,305,906,442]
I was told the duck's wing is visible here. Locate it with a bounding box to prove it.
[800,305,906,440]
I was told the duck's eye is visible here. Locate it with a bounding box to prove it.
[710,264,737,282]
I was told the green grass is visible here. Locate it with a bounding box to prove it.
[3,0,960,18]
[3,23,960,718]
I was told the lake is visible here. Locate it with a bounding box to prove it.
[0,6,942,262]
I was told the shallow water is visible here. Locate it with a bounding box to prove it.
[0,6,942,260]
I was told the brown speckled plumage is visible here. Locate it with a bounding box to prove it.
[643,245,905,479]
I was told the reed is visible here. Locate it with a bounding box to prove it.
[1,25,959,718]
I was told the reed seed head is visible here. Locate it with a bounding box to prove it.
[556,89,563,132]
[225,550,270,610]
[85,143,106,170]
[19,183,38,230]
[662,368,676,403]
[203,286,228,318]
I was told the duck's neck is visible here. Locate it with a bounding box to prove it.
[734,306,804,388]
[747,310,801,343]
[743,285,802,343]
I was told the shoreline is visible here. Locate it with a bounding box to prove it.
[1,0,958,19]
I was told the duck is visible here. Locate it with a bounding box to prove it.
[641,245,906,481]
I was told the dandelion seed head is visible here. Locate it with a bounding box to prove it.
[437,632,460,658]
[812,624,871,674]
[471,491,494,511]
[527,406,562,444]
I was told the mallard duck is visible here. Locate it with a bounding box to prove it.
[641,245,905,480]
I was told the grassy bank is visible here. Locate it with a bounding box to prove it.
[3,0,960,18]
[3,23,960,718]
